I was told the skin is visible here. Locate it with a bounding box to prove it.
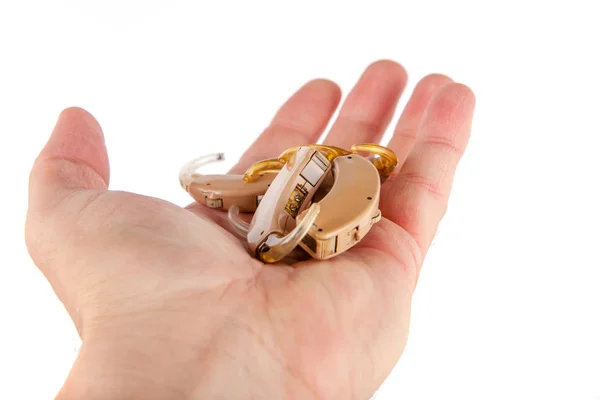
[25,59,475,399]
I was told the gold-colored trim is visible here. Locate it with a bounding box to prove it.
[242,143,398,182]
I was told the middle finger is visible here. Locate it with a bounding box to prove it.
[322,60,407,148]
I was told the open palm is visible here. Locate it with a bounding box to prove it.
[25,60,475,399]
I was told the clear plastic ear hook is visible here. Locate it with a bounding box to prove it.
[179,153,225,190]
[227,204,250,238]
[257,202,321,263]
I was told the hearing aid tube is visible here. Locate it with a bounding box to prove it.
[228,204,250,237]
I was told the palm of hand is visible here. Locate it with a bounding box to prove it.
[26,60,474,399]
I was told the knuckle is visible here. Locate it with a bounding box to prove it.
[392,127,418,141]
[397,171,446,202]
[421,135,464,156]
[333,116,382,141]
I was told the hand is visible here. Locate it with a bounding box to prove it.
[25,60,475,399]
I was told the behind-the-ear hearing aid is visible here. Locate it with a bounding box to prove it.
[179,153,276,212]
[295,153,382,260]
[243,146,333,263]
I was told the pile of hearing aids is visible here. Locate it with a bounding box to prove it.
[179,144,398,263]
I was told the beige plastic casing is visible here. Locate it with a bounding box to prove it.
[246,147,332,261]
[295,154,382,260]
[186,174,275,212]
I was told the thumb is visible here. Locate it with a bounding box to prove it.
[28,107,109,214]
[25,107,110,331]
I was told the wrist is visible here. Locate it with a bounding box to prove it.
[55,319,316,400]
[56,339,194,400]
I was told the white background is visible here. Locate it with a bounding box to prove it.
[1,1,599,399]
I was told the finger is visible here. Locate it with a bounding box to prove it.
[25,107,109,333]
[229,79,341,173]
[381,83,476,253]
[26,106,109,262]
[322,59,407,148]
[386,74,453,167]
[27,107,109,216]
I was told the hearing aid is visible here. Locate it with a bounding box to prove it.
[242,146,333,263]
[179,153,276,212]
[294,153,382,260]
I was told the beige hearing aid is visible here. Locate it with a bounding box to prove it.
[179,153,276,212]
[295,153,382,260]
[243,146,332,263]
